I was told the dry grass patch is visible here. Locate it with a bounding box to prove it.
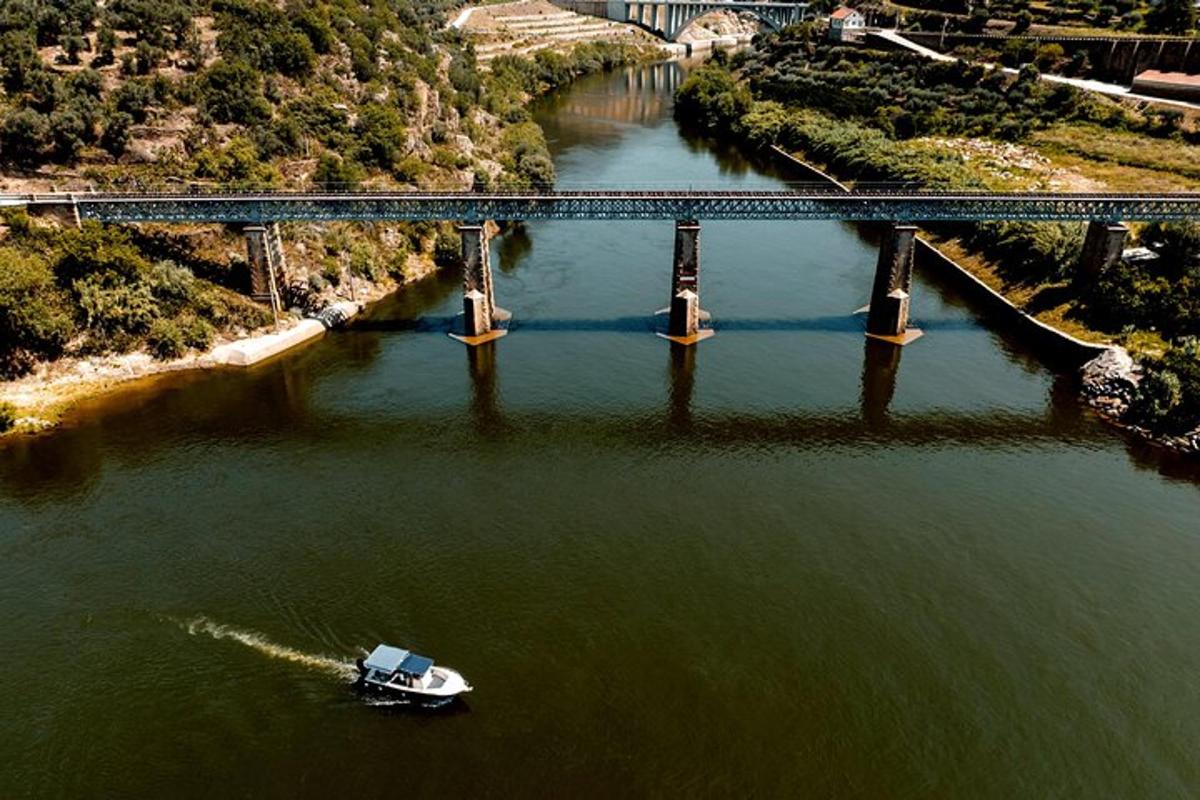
[1031,124,1200,187]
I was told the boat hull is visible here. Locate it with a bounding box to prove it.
[354,660,471,707]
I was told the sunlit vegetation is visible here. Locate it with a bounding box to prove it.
[675,29,1200,435]
[0,0,647,385]
[0,211,270,375]
[894,0,1194,34]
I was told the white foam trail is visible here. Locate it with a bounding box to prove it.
[179,616,358,680]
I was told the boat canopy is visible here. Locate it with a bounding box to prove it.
[364,644,410,673]
[398,653,434,677]
[364,644,434,677]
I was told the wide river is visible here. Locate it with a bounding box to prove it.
[3,61,1200,798]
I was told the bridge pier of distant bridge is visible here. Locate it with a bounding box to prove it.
[658,219,713,345]
[451,223,511,345]
[865,223,923,346]
[600,0,811,42]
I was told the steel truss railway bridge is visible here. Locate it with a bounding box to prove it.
[15,188,1200,346]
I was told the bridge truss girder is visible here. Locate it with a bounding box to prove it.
[71,192,1200,224]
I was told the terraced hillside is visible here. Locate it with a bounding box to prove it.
[460,1,662,63]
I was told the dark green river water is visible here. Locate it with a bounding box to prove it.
[3,61,1200,798]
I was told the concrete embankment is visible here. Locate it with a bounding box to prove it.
[911,241,1110,364]
[769,146,1111,365]
[210,302,363,367]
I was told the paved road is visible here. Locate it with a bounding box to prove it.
[873,29,1200,112]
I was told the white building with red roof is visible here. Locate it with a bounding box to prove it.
[829,6,866,41]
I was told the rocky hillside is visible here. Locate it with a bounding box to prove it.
[0,0,646,400]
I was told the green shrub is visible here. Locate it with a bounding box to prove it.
[394,156,428,184]
[75,274,159,338]
[0,248,75,378]
[385,239,412,279]
[149,260,197,308]
[433,228,461,266]
[1127,340,1200,433]
[0,108,50,163]
[313,153,364,191]
[321,258,342,286]
[0,402,15,433]
[179,315,215,350]
[349,242,381,281]
[354,103,407,171]
[147,318,186,360]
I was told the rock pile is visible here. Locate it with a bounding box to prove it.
[1080,347,1140,418]
[1080,347,1200,454]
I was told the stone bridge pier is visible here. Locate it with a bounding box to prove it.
[659,219,713,345]
[865,223,923,345]
[245,222,287,313]
[452,223,511,345]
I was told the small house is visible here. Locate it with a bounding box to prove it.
[829,7,866,42]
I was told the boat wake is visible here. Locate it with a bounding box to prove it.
[177,616,359,681]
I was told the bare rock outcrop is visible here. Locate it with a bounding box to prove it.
[1080,347,1140,417]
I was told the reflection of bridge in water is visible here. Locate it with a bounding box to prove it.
[461,337,1105,447]
[553,64,679,124]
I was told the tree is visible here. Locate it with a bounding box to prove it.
[1147,0,1195,33]
[354,103,407,171]
[674,64,753,132]
[199,60,271,124]
[182,23,205,70]
[267,30,316,78]
[112,80,155,122]
[59,31,86,65]
[48,108,87,161]
[134,40,163,75]
[93,25,117,67]
[0,109,50,162]
[101,111,134,157]
[312,153,364,191]
[1034,44,1065,71]
[0,30,42,92]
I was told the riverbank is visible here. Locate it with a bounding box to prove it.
[768,143,1200,454]
[0,31,654,440]
[0,253,437,439]
[676,41,1200,454]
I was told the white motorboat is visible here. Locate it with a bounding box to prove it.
[356,644,472,705]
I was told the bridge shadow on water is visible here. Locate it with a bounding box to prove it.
[348,315,978,335]
[5,326,1200,505]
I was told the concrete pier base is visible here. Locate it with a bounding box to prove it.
[658,291,714,344]
[865,223,922,345]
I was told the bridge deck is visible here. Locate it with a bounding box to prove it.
[13,190,1200,223]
